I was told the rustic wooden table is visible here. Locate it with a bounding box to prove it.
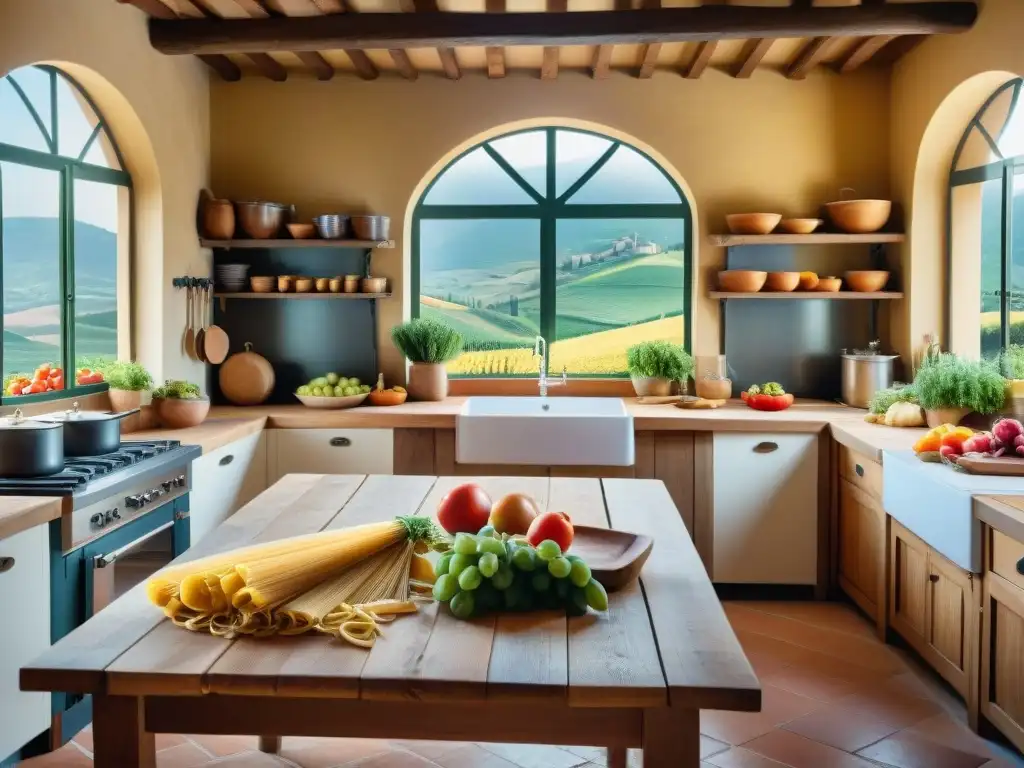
[22,474,760,768]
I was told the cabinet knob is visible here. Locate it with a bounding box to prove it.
[753,441,778,454]
[330,437,351,448]
[929,573,940,583]
[0,557,14,574]
[855,464,864,477]
[219,454,234,466]
[1016,557,1024,576]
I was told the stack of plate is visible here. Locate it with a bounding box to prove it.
[216,263,249,291]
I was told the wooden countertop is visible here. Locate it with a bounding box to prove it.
[126,416,267,455]
[827,418,925,464]
[974,495,1024,543]
[0,496,64,542]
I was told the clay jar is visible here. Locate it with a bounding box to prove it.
[407,363,448,402]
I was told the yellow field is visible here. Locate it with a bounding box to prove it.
[421,295,467,311]
[447,316,685,376]
[980,311,1024,329]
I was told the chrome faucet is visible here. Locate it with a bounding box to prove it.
[534,335,567,397]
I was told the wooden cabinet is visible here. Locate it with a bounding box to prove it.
[189,432,266,547]
[710,432,819,586]
[268,428,393,483]
[981,529,1024,751]
[889,520,977,699]
[0,524,52,760]
[838,478,887,631]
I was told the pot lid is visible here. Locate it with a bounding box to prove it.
[841,340,899,360]
[0,408,61,430]
[36,402,120,422]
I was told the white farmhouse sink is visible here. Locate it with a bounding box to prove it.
[456,397,635,467]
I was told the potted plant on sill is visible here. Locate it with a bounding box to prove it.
[913,353,1005,428]
[104,361,154,413]
[391,318,464,402]
[626,341,694,397]
[151,380,210,429]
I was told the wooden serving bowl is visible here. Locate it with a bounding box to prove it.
[718,270,767,293]
[569,525,654,592]
[778,218,823,235]
[825,199,891,234]
[844,270,890,292]
[725,213,781,235]
[764,271,800,292]
[815,276,842,292]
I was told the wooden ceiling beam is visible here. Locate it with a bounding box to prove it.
[786,35,837,79]
[117,0,175,19]
[388,48,418,80]
[733,37,773,79]
[149,3,978,55]
[486,0,506,80]
[591,45,612,80]
[685,40,716,79]
[837,34,896,73]
[638,43,662,79]
[399,0,459,80]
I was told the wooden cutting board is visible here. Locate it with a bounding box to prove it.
[956,455,1024,476]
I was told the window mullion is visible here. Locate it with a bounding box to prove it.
[61,168,75,379]
[1002,161,1013,351]
[541,130,557,374]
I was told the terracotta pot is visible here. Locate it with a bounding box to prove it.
[153,397,210,429]
[925,407,972,429]
[407,363,448,401]
[202,198,235,240]
[717,270,767,293]
[108,389,144,433]
[725,213,781,235]
[631,376,673,397]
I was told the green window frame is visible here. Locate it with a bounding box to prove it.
[0,65,131,404]
[412,126,692,378]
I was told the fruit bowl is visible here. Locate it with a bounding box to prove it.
[367,389,408,406]
[295,393,368,409]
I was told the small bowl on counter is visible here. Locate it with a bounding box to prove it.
[286,222,317,240]
[295,392,368,410]
[717,270,767,293]
[764,271,800,292]
[778,218,823,235]
[352,215,390,241]
[844,270,890,292]
[815,276,842,292]
[361,276,388,294]
[313,214,350,240]
[367,388,408,406]
[725,213,781,235]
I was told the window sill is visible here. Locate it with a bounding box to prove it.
[1,382,109,409]
[448,378,636,397]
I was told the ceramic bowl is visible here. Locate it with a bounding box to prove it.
[815,276,842,292]
[717,270,767,292]
[825,199,891,234]
[286,223,316,239]
[764,271,800,292]
[778,218,823,235]
[844,270,890,292]
[367,389,408,407]
[295,393,368,410]
[725,213,781,235]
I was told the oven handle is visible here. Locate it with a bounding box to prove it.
[94,520,176,568]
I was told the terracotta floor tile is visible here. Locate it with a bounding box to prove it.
[392,740,467,760]
[189,734,259,758]
[280,737,392,768]
[156,742,214,767]
[355,751,442,768]
[730,601,878,639]
[204,752,290,766]
[781,704,899,752]
[435,744,520,768]
[69,725,177,755]
[701,735,730,759]
[906,714,1000,759]
[18,743,93,767]
[561,746,607,766]
[759,664,869,704]
[857,730,992,768]
[706,746,795,767]
[833,685,945,730]
[478,743,591,768]
[742,729,878,768]
[700,685,822,746]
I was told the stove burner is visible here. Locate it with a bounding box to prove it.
[0,440,181,493]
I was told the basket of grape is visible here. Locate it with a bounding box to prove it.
[295,373,372,409]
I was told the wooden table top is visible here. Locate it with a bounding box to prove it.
[22,474,760,713]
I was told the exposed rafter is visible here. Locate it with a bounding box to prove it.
[787,35,837,79]
[637,0,662,79]
[685,41,717,80]
[591,45,612,80]
[399,0,459,80]
[388,48,418,80]
[734,38,773,79]
[302,0,378,80]
[149,3,979,56]
[837,34,896,73]
[486,0,506,80]
[541,47,559,81]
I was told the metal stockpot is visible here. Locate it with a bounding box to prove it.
[841,341,898,409]
[0,409,64,476]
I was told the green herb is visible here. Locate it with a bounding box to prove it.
[103,361,154,392]
[868,384,918,415]
[747,384,761,396]
[912,353,1006,414]
[626,341,693,381]
[1000,345,1024,379]
[391,319,464,364]
[152,380,202,400]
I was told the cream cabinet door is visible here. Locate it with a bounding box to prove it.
[0,524,51,759]
[711,432,818,585]
[189,432,265,547]
[268,429,394,483]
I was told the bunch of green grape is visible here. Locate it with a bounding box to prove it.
[431,527,609,620]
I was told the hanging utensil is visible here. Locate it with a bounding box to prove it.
[195,282,209,363]
[204,283,230,365]
[184,283,196,361]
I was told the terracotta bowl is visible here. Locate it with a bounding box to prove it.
[153,397,210,429]
[286,223,316,240]
[825,199,891,234]
[367,389,409,407]
[816,276,842,292]
[798,271,819,291]
[778,218,823,235]
[725,213,781,235]
[764,271,800,292]
[250,276,275,293]
[718,270,767,293]
[295,277,314,293]
[844,270,890,292]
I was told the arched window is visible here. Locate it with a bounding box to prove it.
[0,65,130,400]
[948,77,1024,361]
[412,126,691,377]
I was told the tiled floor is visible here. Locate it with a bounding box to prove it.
[17,601,1024,767]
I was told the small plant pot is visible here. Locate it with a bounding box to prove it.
[631,375,673,397]
[108,389,144,433]
[153,397,210,429]
[407,363,448,402]
[925,407,972,429]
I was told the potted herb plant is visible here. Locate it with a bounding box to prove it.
[104,361,154,413]
[151,380,210,429]
[627,341,694,397]
[913,353,1006,428]
[391,318,464,401]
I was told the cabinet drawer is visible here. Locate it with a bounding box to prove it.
[992,529,1024,592]
[271,429,394,480]
[839,446,882,500]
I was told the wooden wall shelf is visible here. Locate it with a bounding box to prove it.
[710,233,905,247]
[202,239,395,250]
[215,292,391,300]
[709,291,903,300]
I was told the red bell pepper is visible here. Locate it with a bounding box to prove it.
[741,391,794,411]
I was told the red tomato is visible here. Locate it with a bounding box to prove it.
[34,364,51,379]
[437,482,493,535]
[526,511,574,552]
[50,366,62,376]
[26,382,47,394]
[50,375,64,390]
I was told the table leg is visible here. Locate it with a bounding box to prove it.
[259,735,281,754]
[92,693,156,768]
[642,708,699,767]
[607,747,627,768]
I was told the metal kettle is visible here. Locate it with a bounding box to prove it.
[840,340,898,409]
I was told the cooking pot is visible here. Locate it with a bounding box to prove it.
[38,402,141,457]
[0,409,64,477]
[841,341,898,409]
